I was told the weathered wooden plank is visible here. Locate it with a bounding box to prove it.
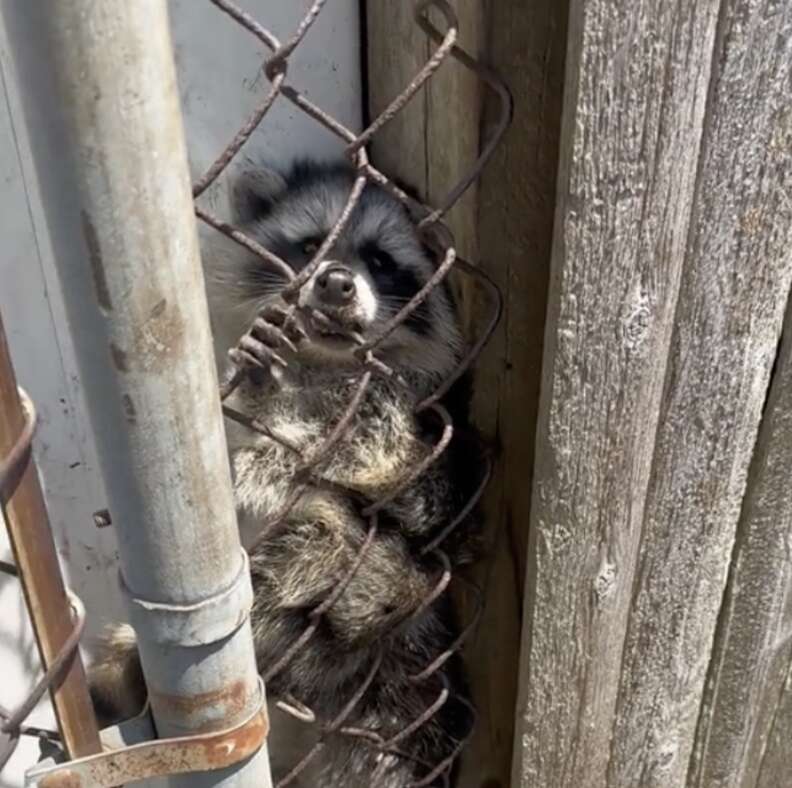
[688,295,792,788]
[424,2,482,271]
[607,1,792,786]
[365,1,481,263]
[366,0,483,343]
[460,1,568,786]
[512,1,721,786]
[756,658,792,788]
[365,3,429,196]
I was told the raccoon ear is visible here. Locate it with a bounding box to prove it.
[231,167,288,222]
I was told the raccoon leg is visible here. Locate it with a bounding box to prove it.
[88,623,147,727]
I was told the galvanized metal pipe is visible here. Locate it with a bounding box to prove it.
[1,2,273,786]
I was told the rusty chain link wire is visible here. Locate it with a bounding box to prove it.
[0,1,511,783]
[0,390,86,772]
[196,1,512,785]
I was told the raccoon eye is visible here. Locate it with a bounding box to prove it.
[300,236,322,256]
[361,244,393,270]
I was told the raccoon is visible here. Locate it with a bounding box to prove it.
[90,160,483,787]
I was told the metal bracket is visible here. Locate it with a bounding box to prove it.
[25,681,268,787]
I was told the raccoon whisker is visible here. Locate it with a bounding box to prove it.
[381,294,433,305]
[247,290,288,302]
[245,278,290,294]
[226,294,277,316]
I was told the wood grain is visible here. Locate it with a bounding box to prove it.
[366,1,482,262]
[608,1,792,785]
[688,289,792,788]
[512,1,721,785]
[684,14,792,786]
[461,1,568,786]
[756,660,792,788]
[365,3,430,196]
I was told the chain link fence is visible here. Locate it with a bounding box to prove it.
[0,388,90,772]
[0,0,512,784]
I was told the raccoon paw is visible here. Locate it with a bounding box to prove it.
[88,623,148,727]
[229,304,305,383]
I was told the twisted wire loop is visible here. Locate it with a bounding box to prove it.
[0,388,36,504]
[0,390,86,771]
[197,1,511,783]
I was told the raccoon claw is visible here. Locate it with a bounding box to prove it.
[251,317,299,354]
[228,347,262,371]
[229,348,285,387]
[230,305,306,385]
[259,304,307,344]
[235,335,288,370]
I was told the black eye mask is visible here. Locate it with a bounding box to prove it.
[359,242,431,336]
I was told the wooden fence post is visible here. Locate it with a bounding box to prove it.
[365,1,481,265]
[515,0,792,786]
[688,270,792,788]
[755,665,792,788]
[461,1,568,786]
[680,8,792,787]
[512,1,722,785]
[607,1,792,784]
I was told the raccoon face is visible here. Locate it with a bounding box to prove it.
[205,159,463,380]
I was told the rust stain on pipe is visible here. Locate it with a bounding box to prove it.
[81,212,113,313]
[108,299,186,374]
[150,679,249,721]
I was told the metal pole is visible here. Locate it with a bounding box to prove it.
[1,2,273,786]
[0,311,102,762]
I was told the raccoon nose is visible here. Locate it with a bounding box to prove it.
[316,265,356,306]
